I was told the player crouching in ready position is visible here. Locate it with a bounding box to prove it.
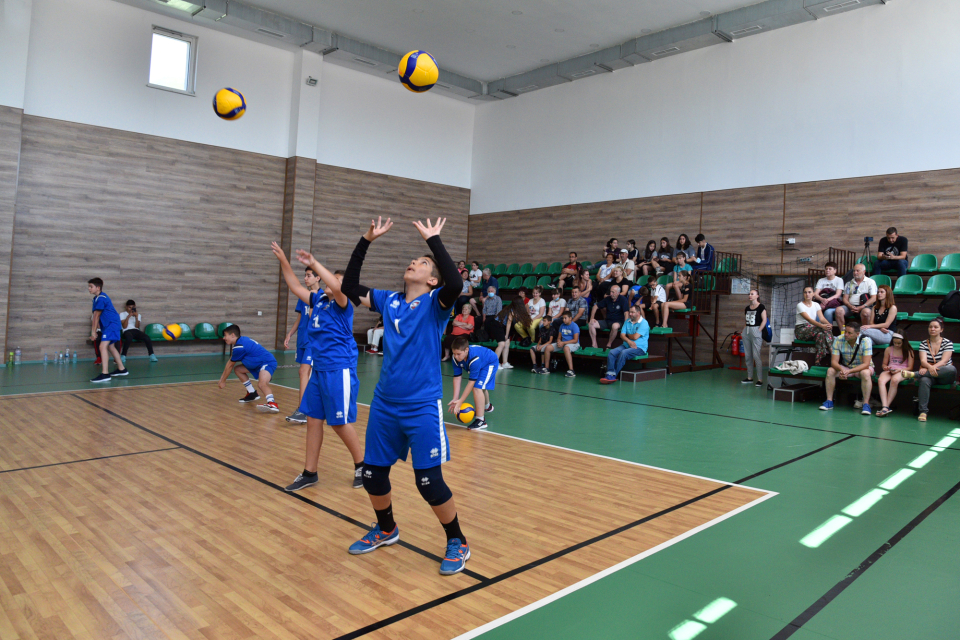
[341,216,472,575]
[219,326,279,413]
[449,336,498,431]
[272,242,365,491]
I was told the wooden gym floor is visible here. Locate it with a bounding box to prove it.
[0,381,770,640]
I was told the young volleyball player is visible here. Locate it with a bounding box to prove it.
[282,265,321,424]
[341,216,471,575]
[449,336,498,431]
[219,325,279,413]
[87,278,127,383]
[272,243,365,491]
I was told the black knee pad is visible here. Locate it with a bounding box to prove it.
[361,464,392,496]
[414,465,453,506]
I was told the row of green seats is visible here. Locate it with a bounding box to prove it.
[495,275,556,290]
[859,253,960,275]
[487,262,564,277]
[886,273,957,296]
[142,322,234,341]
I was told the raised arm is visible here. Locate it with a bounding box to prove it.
[271,242,312,305]
[414,218,462,310]
[295,249,348,309]
[342,217,393,308]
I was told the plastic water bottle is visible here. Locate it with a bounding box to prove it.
[73,351,77,362]
[14,347,21,365]
[65,347,70,360]
[58,351,63,363]
[43,352,48,364]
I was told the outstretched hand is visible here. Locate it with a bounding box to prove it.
[413,217,446,241]
[364,216,394,242]
[271,242,289,264]
[294,249,316,267]
[447,399,462,416]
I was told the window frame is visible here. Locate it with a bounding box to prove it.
[147,26,199,96]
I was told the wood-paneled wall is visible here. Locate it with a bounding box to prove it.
[310,163,471,331]
[0,107,22,364]
[9,116,287,359]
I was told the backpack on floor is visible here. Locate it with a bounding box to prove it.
[762,318,773,343]
[938,290,960,320]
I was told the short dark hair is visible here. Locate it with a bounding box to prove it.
[824,261,838,270]
[304,266,318,276]
[886,227,898,235]
[334,269,345,276]
[846,322,861,333]
[125,299,136,307]
[223,325,241,338]
[88,277,103,288]
[695,233,705,242]
[569,251,577,257]
[422,255,443,289]
[647,276,657,284]
[562,310,572,318]
[451,336,470,351]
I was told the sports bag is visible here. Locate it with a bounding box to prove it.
[938,291,960,320]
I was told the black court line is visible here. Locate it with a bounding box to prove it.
[327,435,855,640]
[770,475,960,639]
[0,447,181,474]
[70,393,490,583]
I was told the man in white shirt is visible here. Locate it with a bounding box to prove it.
[835,264,877,330]
[813,261,845,326]
[619,249,636,283]
[119,300,158,363]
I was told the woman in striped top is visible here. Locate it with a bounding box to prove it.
[903,318,956,421]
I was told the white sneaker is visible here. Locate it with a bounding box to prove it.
[501,362,514,369]
[853,399,864,409]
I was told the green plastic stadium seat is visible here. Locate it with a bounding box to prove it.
[493,263,507,276]
[924,274,956,295]
[896,312,909,321]
[176,323,195,340]
[217,322,235,338]
[502,300,513,307]
[533,262,549,275]
[715,257,739,274]
[650,327,673,334]
[910,341,923,352]
[144,323,165,341]
[536,276,553,287]
[857,256,877,272]
[521,275,538,289]
[657,275,673,286]
[194,323,218,339]
[869,274,891,288]
[893,274,924,296]
[497,276,509,289]
[908,312,940,322]
[505,264,520,276]
[579,261,593,272]
[518,263,534,276]
[908,254,938,274]
[548,262,563,276]
[483,263,494,272]
[803,366,830,378]
[695,275,716,291]
[506,276,522,289]
[939,253,960,273]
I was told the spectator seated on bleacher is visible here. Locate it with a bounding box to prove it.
[619,249,636,283]
[529,314,558,374]
[875,333,914,417]
[442,303,475,361]
[819,323,874,414]
[874,227,909,277]
[692,234,715,271]
[472,269,499,315]
[549,310,581,378]
[660,271,692,328]
[813,261,845,326]
[456,268,474,313]
[514,286,546,347]
[652,237,675,275]
[119,299,158,363]
[625,239,639,264]
[547,287,566,331]
[469,261,483,289]
[860,285,898,346]
[796,286,834,364]
[902,318,956,422]
[600,305,650,384]
[576,271,593,306]
[482,298,510,368]
[509,293,535,349]
[596,254,616,284]
[566,286,589,327]
[638,240,658,277]
[598,266,629,300]
[602,238,620,261]
[836,263,877,330]
[675,234,696,261]
[367,316,384,354]
[589,284,628,349]
[557,252,582,290]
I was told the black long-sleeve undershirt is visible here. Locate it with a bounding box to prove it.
[341,237,371,307]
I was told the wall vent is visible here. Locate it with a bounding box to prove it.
[824,0,860,12]
[255,27,286,38]
[570,69,596,79]
[515,85,539,93]
[652,46,681,56]
[352,57,377,67]
[731,25,763,36]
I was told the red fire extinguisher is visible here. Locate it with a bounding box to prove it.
[730,332,746,371]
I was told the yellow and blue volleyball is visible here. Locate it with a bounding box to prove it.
[163,324,182,341]
[456,403,475,424]
[213,87,246,120]
[398,50,439,93]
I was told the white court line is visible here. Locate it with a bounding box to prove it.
[449,491,777,640]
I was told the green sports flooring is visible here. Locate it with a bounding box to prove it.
[3,352,959,640]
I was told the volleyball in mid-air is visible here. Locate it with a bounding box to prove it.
[163,324,182,341]
[213,87,246,120]
[398,50,439,93]
[456,403,475,423]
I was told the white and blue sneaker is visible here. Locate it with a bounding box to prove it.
[348,523,399,555]
[439,538,471,575]
[819,400,834,411]
[861,403,872,416]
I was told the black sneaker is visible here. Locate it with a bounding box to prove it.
[539,367,550,375]
[755,380,764,387]
[741,379,753,384]
[90,373,112,383]
[239,391,260,403]
[285,473,318,492]
[565,370,576,378]
[468,417,488,431]
[485,404,494,413]
[353,467,363,489]
[109,369,129,377]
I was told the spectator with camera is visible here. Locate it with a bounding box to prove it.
[873,227,908,277]
[119,300,158,363]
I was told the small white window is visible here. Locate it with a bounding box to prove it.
[148,27,198,95]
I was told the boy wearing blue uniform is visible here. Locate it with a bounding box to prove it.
[281,266,321,424]
[219,326,279,413]
[342,216,472,576]
[449,337,498,431]
[87,278,127,383]
[271,243,365,492]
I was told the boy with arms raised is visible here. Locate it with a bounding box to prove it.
[282,265,321,424]
[219,326,279,413]
[272,243,365,491]
[449,336,498,431]
[341,216,472,575]
[88,278,127,383]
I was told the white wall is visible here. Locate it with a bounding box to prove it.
[470,0,960,214]
[22,0,295,157]
[317,62,475,189]
[0,0,33,110]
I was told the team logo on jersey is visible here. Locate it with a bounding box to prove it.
[430,447,439,458]
[409,300,421,310]
[390,299,400,309]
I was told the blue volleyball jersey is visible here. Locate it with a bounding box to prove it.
[452,345,499,381]
[91,292,121,331]
[306,291,358,372]
[370,288,450,404]
[231,336,276,371]
[295,298,309,349]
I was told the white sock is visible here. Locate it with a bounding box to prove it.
[266,394,275,403]
[243,381,255,393]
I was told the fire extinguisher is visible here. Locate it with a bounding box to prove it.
[731,332,744,356]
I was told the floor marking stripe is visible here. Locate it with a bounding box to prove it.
[0,447,181,474]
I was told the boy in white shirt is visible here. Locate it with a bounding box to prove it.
[546,287,567,330]
[119,300,158,363]
[813,261,844,326]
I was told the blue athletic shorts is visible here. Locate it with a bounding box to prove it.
[100,323,121,343]
[299,368,358,426]
[295,346,313,365]
[242,361,277,378]
[471,362,498,391]
[364,397,450,469]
